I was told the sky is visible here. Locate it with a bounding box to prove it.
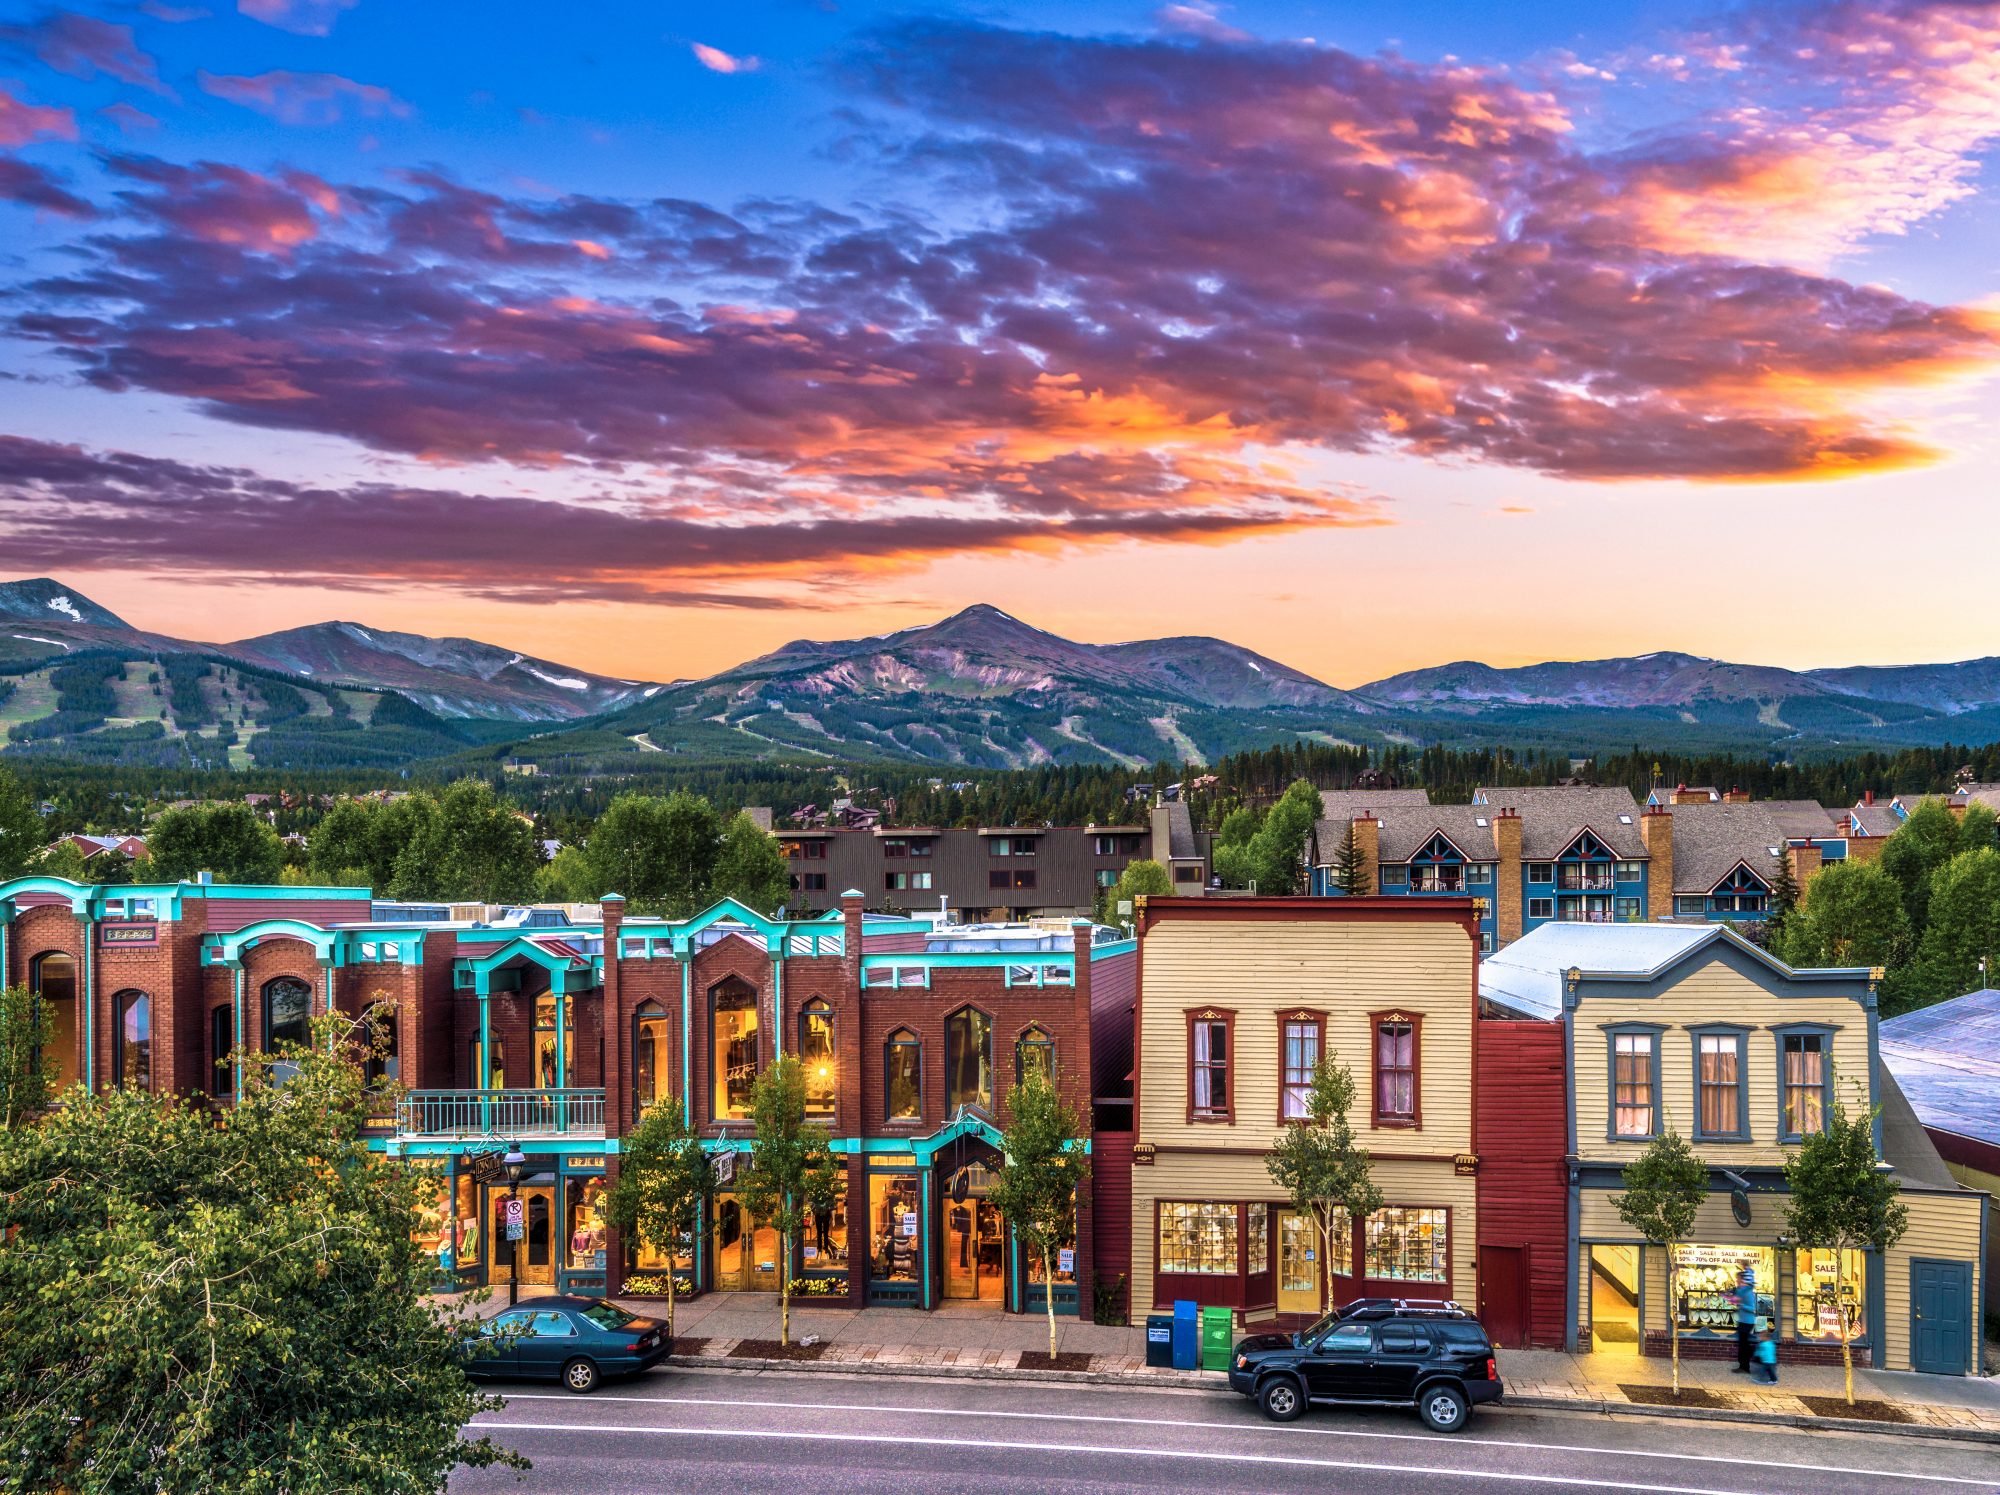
[0,0,1996,688]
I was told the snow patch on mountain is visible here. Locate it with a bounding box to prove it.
[43,594,82,623]
[13,633,70,651]
[524,666,589,691]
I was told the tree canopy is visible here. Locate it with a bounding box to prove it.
[0,767,41,880]
[390,778,539,902]
[987,1067,1091,1359]
[1612,1125,1709,1393]
[1777,858,1910,972]
[145,800,287,883]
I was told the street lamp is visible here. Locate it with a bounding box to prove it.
[503,1144,526,1307]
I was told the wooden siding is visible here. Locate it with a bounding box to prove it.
[1572,958,1870,1165]
[202,897,370,932]
[1578,1186,1794,1241]
[1476,1019,1568,1347]
[1883,1190,1985,1373]
[1089,947,1137,1100]
[1092,1131,1134,1321]
[1137,919,1474,1153]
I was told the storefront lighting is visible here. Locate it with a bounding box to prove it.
[503,1146,525,1186]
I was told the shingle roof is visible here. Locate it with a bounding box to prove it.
[1760,800,1841,840]
[1667,802,1788,895]
[1847,803,1900,837]
[1880,988,2000,1148]
[1954,782,2000,814]
[1317,788,1431,821]
[1473,785,1649,858]
[1160,799,1199,859]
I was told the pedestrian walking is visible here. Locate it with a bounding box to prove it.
[1732,1267,1756,1373]
[1751,1329,1779,1385]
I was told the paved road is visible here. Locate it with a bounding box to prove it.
[453,1368,2000,1494]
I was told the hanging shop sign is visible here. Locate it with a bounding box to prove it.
[712,1150,737,1186]
[467,1148,506,1186]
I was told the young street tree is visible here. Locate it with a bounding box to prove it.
[737,1056,842,1347]
[0,981,54,1129]
[1784,1085,1908,1405]
[0,1014,520,1493]
[1612,1125,1709,1394]
[1266,1059,1383,1313]
[604,1095,714,1340]
[987,1067,1092,1360]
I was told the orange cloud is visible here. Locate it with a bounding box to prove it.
[692,43,758,75]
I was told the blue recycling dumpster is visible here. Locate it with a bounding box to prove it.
[1144,1314,1174,1368]
[1171,1299,1200,1371]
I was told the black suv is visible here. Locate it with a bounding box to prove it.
[1227,1300,1502,1433]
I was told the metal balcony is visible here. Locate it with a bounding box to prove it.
[1556,871,1616,892]
[395,1088,606,1139]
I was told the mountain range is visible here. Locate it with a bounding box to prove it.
[5,577,2000,772]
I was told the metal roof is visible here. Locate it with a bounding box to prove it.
[1480,922,1722,1018]
[1880,988,2000,1148]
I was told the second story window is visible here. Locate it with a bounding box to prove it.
[1016,1025,1055,1084]
[113,990,151,1092]
[1280,1013,1322,1120]
[1372,1014,1419,1126]
[1188,1010,1233,1122]
[1694,1030,1748,1140]
[633,1000,668,1113]
[945,1007,993,1113]
[1780,1030,1832,1139]
[800,999,836,1117]
[1611,1028,1660,1139]
[712,977,759,1121]
[885,1028,922,1120]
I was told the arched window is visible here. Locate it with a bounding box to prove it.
[633,1000,669,1114]
[711,978,759,1121]
[362,1002,398,1089]
[799,999,835,1117]
[945,1007,993,1114]
[28,952,77,1091]
[262,976,312,1052]
[885,1028,922,1121]
[1016,1025,1055,1085]
[113,990,151,1091]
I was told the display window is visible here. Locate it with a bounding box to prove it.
[712,979,759,1120]
[413,1166,453,1271]
[1246,1204,1269,1275]
[803,1178,848,1270]
[1024,1196,1078,1286]
[1670,1244,1775,1333]
[1158,1201,1238,1275]
[454,1172,482,1270]
[869,1173,921,1282]
[566,1176,608,1272]
[1364,1208,1447,1283]
[1794,1249,1865,1342]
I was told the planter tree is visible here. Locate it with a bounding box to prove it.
[0,981,55,1130]
[1784,1080,1908,1405]
[604,1095,714,1341]
[737,1056,841,1347]
[1612,1125,1709,1394]
[987,1066,1093,1361]
[1266,1059,1383,1312]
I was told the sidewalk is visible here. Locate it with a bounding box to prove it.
[590,1294,2000,1442]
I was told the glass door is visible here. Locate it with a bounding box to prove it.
[1277,1210,1321,1316]
[944,1188,1006,1301]
[486,1183,558,1288]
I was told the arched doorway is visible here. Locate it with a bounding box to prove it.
[941,1160,1005,1303]
[29,952,77,1091]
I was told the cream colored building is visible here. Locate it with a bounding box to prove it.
[1483,922,1988,1374]
[1130,896,1482,1323]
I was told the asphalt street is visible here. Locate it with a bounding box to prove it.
[452,1368,2000,1494]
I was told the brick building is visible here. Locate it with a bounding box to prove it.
[0,873,1128,1319]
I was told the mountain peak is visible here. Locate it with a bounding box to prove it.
[0,577,131,631]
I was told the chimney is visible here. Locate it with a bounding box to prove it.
[1351,815,1380,896]
[1640,808,1673,921]
[1864,789,1875,807]
[1490,808,1523,945]
[840,888,865,998]
[1724,786,1751,805]
[1786,842,1822,889]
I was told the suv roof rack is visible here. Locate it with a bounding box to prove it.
[1338,1297,1469,1320]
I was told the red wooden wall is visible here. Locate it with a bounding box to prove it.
[1475,1019,1568,1349]
[1090,1130,1133,1323]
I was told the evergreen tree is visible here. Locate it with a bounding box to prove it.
[1332,820,1371,896]
[1613,1126,1709,1395]
[986,1067,1091,1361]
[1766,847,1800,942]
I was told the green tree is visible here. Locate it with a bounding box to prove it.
[145,801,286,883]
[986,1067,1092,1360]
[735,1056,841,1347]
[1784,1084,1908,1404]
[308,797,392,886]
[603,1096,713,1340]
[582,791,722,916]
[1956,800,1998,854]
[392,778,538,902]
[1266,1060,1383,1314]
[1331,820,1372,896]
[28,840,93,883]
[1612,1126,1709,1394]
[710,811,790,915]
[1211,804,1260,889]
[0,982,55,1129]
[0,767,41,879]
[1096,857,1172,926]
[1901,848,2000,1012]
[1765,848,1800,943]
[1877,799,1962,937]
[0,1013,521,1492]
[1778,859,1910,970]
[534,843,592,904]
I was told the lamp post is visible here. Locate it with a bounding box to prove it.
[503,1144,526,1308]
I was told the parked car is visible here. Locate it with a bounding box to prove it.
[465,1296,672,1393]
[1227,1301,1501,1433]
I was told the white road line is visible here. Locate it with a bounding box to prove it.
[486,1391,1993,1487]
[470,1421,1764,1494]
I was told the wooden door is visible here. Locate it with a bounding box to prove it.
[1478,1244,1529,1348]
[1911,1259,1970,1375]
[521,1187,557,1285]
[1277,1211,1321,1317]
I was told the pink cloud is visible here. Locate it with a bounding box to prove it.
[237,0,358,37]
[197,70,411,126]
[99,102,161,133]
[691,43,759,75]
[0,156,94,217]
[0,86,76,147]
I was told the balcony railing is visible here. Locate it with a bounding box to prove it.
[1555,909,1614,923]
[395,1088,606,1139]
[1409,873,1464,894]
[1556,870,1616,892]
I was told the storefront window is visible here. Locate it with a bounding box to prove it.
[533,995,574,1090]
[413,1165,453,1271]
[800,1000,836,1117]
[632,1230,695,1274]
[566,1176,608,1272]
[453,1171,482,1271]
[1364,1208,1447,1283]
[1158,1202,1238,1275]
[113,990,151,1091]
[1246,1205,1269,1275]
[946,1008,993,1112]
[1794,1249,1865,1342]
[885,1030,921,1120]
[633,1002,668,1113]
[712,978,759,1121]
[1670,1244,1775,1333]
[803,1176,847,1270]
[1027,1202,1077,1287]
[869,1173,921,1281]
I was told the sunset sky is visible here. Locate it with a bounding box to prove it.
[0,0,1996,687]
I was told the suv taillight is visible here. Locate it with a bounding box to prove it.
[1485,1357,1497,1381]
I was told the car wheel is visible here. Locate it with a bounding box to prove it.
[1258,1376,1307,1422]
[562,1358,600,1394]
[1418,1384,1468,1433]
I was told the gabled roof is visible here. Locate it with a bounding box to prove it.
[1318,788,1431,821]
[1880,988,2000,1148]
[1760,800,1841,841]
[1847,803,1900,837]
[1473,785,1648,859]
[1667,802,1787,894]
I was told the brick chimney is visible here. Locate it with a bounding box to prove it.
[1639,809,1673,920]
[1786,842,1822,889]
[1491,808,1523,945]
[1352,815,1381,896]
[840,889,865,997]
[1724,786,1751,805]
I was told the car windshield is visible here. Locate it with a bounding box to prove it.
[577,1300,635,1331]
[1299,1311,1342,1345]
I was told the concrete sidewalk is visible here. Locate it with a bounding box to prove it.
[604,1293,2000,1442]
